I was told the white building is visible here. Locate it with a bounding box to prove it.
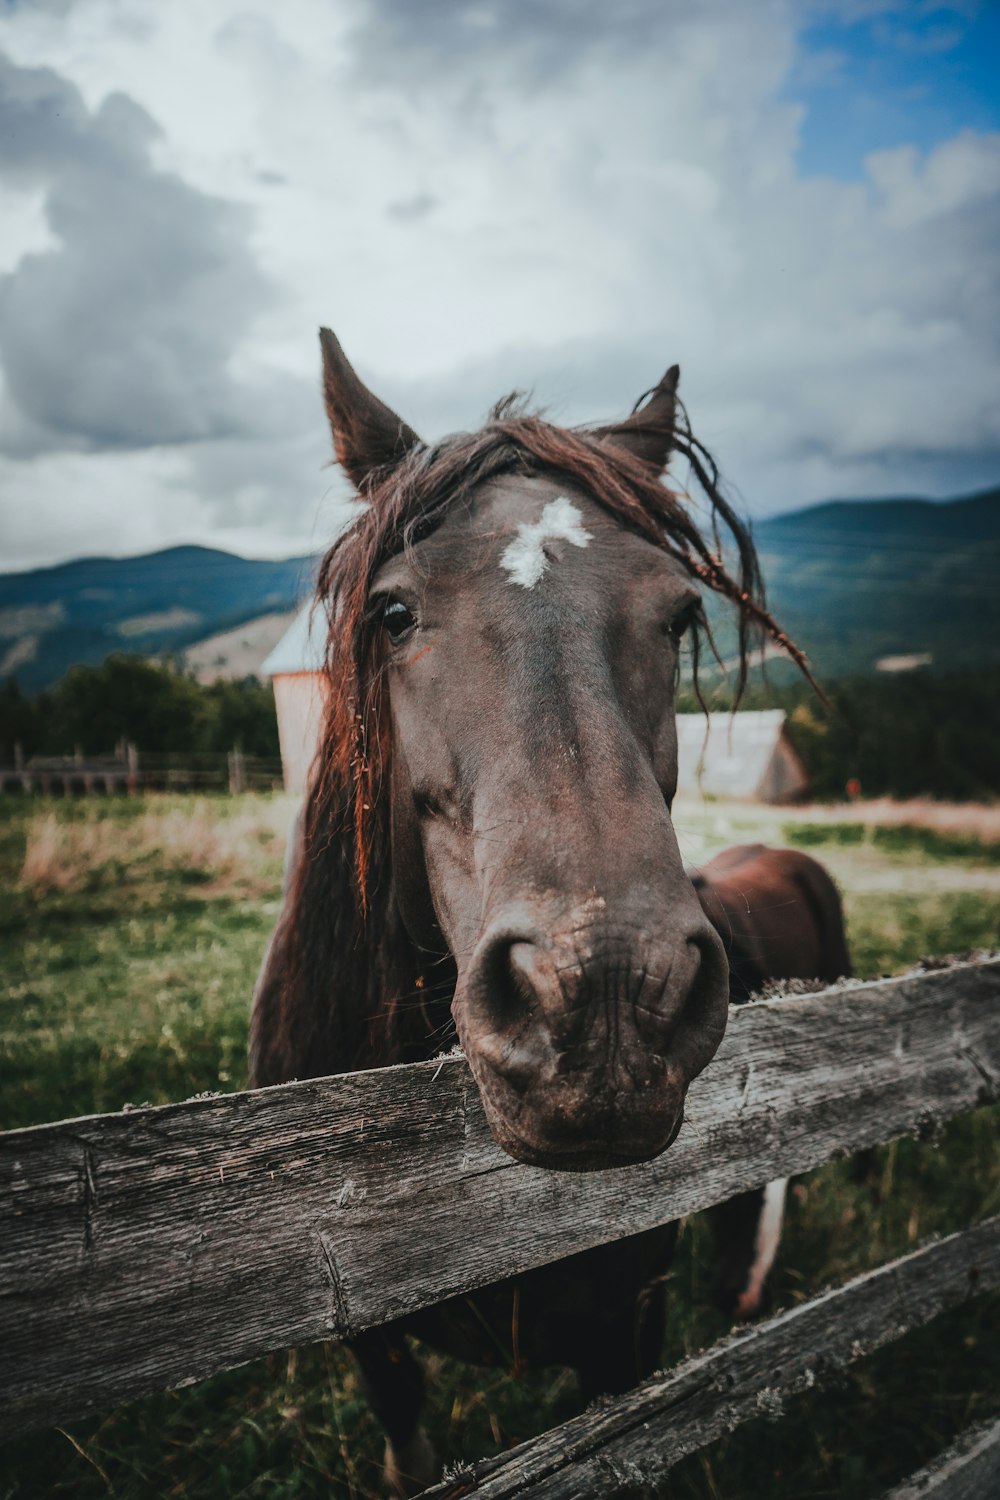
[260,603,328,793]
[675,709,809,803]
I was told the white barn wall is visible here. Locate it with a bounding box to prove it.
[271,673,328,793]
[675,710,809,804]
[262,602,330,794]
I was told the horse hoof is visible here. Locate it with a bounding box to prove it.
[384,1427,437,1496]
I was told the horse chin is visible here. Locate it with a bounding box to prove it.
[479,1093,687,1174]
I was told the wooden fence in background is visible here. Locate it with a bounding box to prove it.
[2,956,999,1495]
[0,746,283,795]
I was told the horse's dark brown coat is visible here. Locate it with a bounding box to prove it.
[250,330,850,1487]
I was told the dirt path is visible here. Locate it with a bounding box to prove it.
[674,795,1000,843]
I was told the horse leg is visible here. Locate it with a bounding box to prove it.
[709,1178,788,1320]
[575,1227,676,1401]
[349,1329,436,1496]
[576,1282,668,1404]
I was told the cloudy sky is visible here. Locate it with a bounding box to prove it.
[0,0,997,572]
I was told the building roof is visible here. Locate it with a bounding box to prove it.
[676,710,795,800]
[260,601,326,676]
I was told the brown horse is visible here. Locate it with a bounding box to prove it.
[250,331,849,1491]
[693,845,850,1318]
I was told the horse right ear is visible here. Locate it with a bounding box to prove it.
[594,365,680,472]
[319,328,423,492]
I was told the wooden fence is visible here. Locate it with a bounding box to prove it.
[2,955,999,1495]
[0,746,283,795]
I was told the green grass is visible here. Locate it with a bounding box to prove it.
[1,795,999,1499]
[4,897,264,1129]
[662,1118,1000,1500]
[785,820,1000,864]
[0,796,286,1130]
[846,889,999,978]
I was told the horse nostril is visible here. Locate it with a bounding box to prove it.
[508,941,542,1000]
[479,937,541,1032]
[477,934,597,1058]
[672,925,730,1060]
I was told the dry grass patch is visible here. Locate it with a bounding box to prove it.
[20,797,293,898]
[784,796,1000,842]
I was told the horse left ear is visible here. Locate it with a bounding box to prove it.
[319,327,423,491]
[594,365,680,472]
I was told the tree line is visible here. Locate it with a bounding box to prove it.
[1,655,997,801]
[0,656,280,763]
[678,666,1000,802]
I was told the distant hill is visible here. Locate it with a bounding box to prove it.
[0,488,997,692]
[182,611,298,685]
[752,486,1000,680]
[0,546,315,693]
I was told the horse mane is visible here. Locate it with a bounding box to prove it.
[250,403,812,1085]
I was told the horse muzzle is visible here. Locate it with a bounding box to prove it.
[453,906,728,1171]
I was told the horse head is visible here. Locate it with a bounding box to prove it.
[290,330,796,1171]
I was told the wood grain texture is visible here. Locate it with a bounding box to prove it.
[421,1217,1000,1499]
[1,959,998,1438]
[882,1419,1000,1500]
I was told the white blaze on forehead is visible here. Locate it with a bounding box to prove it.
[499,497,593,589]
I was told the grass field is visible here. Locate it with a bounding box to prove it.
[1,792,998,1499]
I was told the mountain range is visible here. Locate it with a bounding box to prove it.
[0,547,316,693]
[751,486,999,680]
[1,488,997,693]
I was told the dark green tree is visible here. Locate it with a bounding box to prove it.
[0,656,279,761]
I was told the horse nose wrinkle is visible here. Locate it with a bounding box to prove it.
[508,940,545,1005]
[509,940,590,1044]
[666,922,730,1070]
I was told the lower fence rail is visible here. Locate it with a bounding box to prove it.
[421,1215,1000,1500]
[883,1416,1000,1500]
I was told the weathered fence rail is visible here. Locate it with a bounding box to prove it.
[883,1417,1000,1500]
[2,956,998,1449]
[423,1215,1000,1498]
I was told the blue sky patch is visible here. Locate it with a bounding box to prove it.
[791,3,1000,179]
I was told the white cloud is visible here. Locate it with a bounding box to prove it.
[868,129,1000,227]
[0,0,996,571]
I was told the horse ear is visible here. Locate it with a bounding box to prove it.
[319,327,422,491]
[594,365,680,471]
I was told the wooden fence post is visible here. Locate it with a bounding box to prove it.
[228,747,246,795]
[15,742,29,794]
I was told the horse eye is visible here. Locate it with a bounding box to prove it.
[668,601,699,641]
[383,598,417,644]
